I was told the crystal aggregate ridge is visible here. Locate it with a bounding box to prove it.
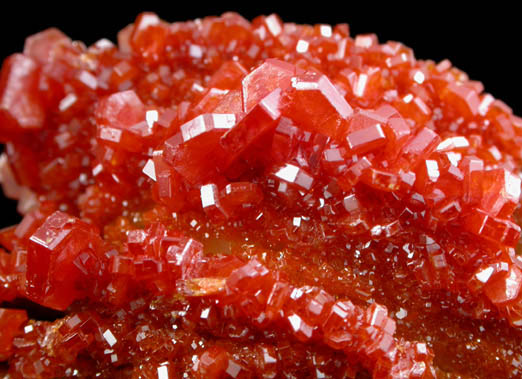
[0,11,522,378]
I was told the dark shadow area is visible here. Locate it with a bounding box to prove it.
[1,298,65,322]
[0,145,23,229]
[0,197,21,229]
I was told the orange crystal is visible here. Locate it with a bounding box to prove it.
[0,12,522,378]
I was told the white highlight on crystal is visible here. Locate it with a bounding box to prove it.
[320,25,332,37]
[103,329,117,347]
[416,343,428,355]
[413,70,425,84]
[505,171,521,201]
[296,39,309,53]
[354,74,368,97]
[478,94,494,116]
[200,184,217,208]
[78,71,98,89]
[189,44,203,59]
[94,38,114,49]
[200,307,211,319]
[436,136,470,151]
[355,35,373,48]
[475,267,494,283]
[425,160,440,181]
[265,15,282,36]
[288,314,302,332]
[396,308,408,319]
[275,164,299,183]
[157,365,169,379]
[489,146,502,161]
[402,94,413,103]
[92,163,103,177]
[142,159,156,181]
[59,93,77,112]
[146,110,159,128]
[291,77,319,91]
[213,114,236,129]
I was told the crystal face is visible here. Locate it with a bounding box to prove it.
[0,12,522,378]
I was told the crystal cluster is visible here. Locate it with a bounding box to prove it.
[1,12,522,378]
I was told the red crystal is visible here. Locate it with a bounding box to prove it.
[0,308,27,360]
[25,211,105,310]
[0,11,521,378]
[0,54,45,138]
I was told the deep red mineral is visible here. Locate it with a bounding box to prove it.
[1,12,522,378]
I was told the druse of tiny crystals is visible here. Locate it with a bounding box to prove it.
[1,12,522,378]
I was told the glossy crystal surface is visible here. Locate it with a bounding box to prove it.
[1,12,522,378]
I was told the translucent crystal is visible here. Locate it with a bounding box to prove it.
[1,10,521,378]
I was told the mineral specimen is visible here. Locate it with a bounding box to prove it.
[1,12,522,378]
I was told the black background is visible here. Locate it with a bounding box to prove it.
[0,2,520,228]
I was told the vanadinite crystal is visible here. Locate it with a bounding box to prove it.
[1,12,522,379]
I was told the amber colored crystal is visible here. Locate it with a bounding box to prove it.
[1,11,522,378]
